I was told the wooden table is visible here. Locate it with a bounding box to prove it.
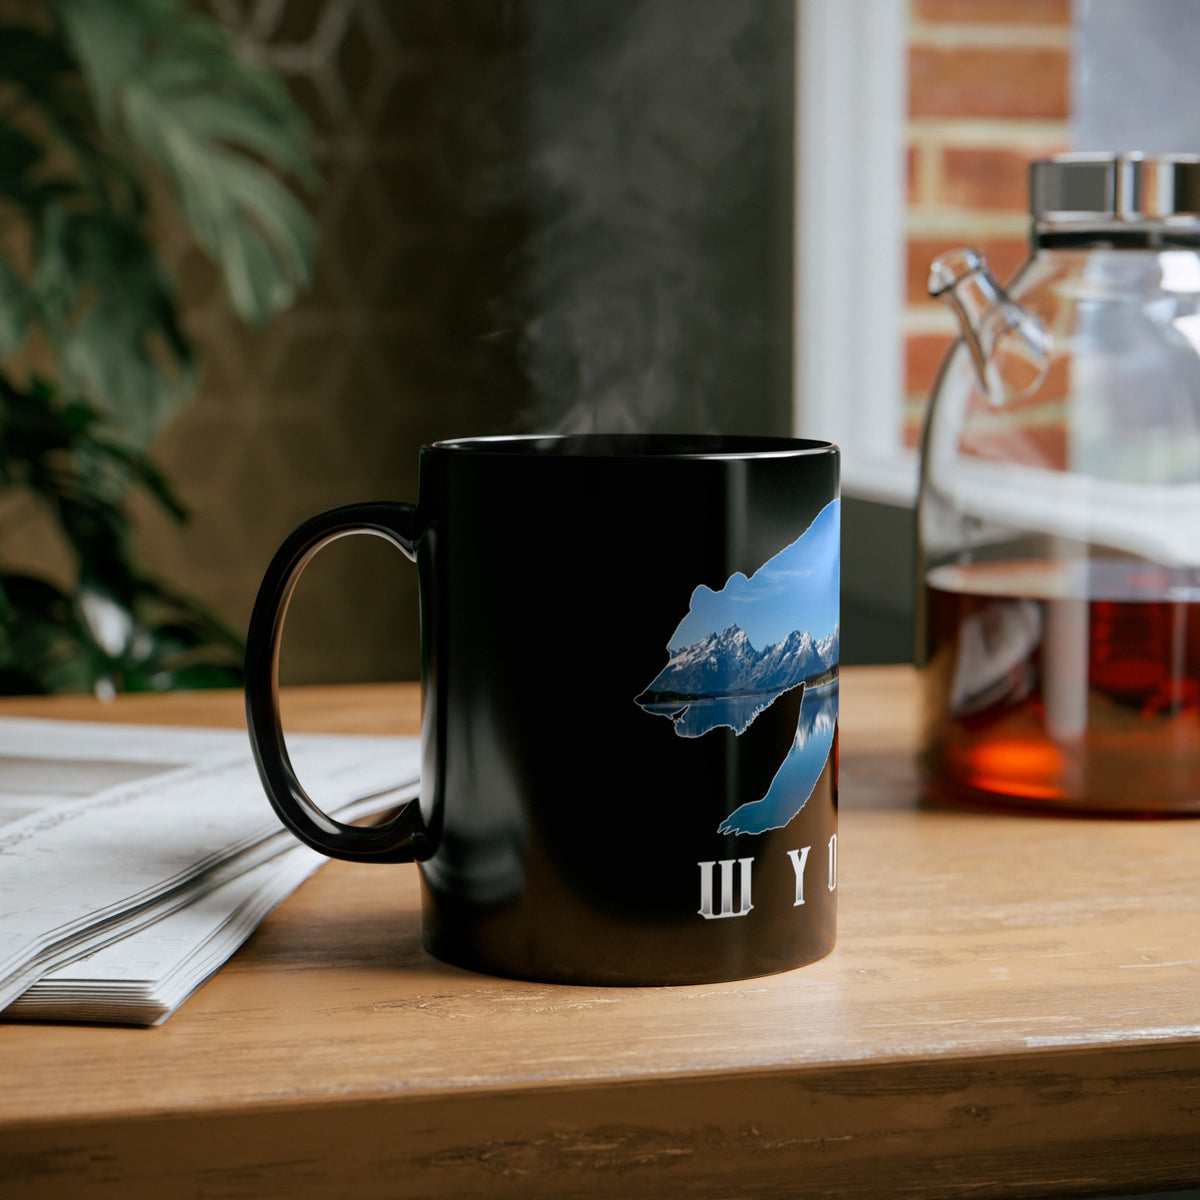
[1,666,1198,1199]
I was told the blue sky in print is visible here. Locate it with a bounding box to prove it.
[667,499,840,652]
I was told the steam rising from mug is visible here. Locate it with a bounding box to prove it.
[518,0,793,435]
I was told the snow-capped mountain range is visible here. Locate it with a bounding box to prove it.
[642,622,839,700]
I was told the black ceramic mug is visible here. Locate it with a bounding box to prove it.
[245,434,840,985]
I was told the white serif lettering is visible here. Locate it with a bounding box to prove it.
[827,833,838,892]
[697,858,754,920]
[786,846,811,907]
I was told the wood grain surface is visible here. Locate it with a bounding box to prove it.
[1,667,1198,1199]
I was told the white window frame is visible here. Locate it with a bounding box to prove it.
[793,0,915,507]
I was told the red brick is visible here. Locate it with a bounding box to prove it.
[906,332,957,396]
[1014,354,1070,404]
[913,389,1070,466]
[909,46,1069,119]
[941,146,1047,212]
[906,236,1030,307]
[914,0,1070,23]
[907,145,919,205]
[959,422,1068,470]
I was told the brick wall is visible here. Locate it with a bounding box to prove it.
[903,0,1072,447]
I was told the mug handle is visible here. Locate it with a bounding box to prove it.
[245,502,424,863]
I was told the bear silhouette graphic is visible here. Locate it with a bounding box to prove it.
[636,500,839,835]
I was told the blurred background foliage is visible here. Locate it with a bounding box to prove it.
[0,0,796,690]
[0,0,315,693]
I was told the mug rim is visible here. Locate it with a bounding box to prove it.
[428,433,839,460]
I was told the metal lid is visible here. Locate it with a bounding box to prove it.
[1030,153,1200,222]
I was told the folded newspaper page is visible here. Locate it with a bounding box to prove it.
[0,718,420,1025]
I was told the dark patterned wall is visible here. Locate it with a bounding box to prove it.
[138,0,530,686]
[132,0,794,685]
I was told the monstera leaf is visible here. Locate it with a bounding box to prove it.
[33,204,195,448]
[0,1,316,693]
[0,0,315,445]
[56,0,317,326]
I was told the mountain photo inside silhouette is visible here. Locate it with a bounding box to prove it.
[636,499,840,835]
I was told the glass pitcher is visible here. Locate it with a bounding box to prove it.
[917,153,1200,815]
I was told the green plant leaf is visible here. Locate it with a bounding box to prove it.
[0,28,75,105]
[0,571,95,694]
[0,124,44,206]
[29,204,194,445]
[89,434,187,521]
[0,0,300,695]
[0,260,26,356]
[54,0,317,325]
[0,24,130,216]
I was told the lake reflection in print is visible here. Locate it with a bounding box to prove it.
[718,679,838,835]
[640,678,838,835]
[639,688,792,737]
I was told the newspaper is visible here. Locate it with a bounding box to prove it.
[0,717,420,1025]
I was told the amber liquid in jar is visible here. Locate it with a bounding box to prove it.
[920,559,1200,814]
